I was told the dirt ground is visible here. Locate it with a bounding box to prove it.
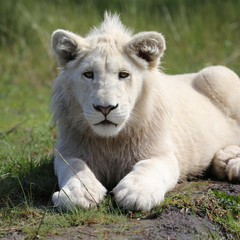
[3,182,240,240]
[44,207,222,240]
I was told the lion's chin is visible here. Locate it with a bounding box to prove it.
[91,123,124,137]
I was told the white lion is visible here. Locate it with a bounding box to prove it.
[51,13,240,211]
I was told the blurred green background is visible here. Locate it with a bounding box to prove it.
[0,0,240,205]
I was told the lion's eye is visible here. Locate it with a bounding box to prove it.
[119,71,130,79]
[83,71,94,79]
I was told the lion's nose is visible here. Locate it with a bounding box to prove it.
[93,104,118,116]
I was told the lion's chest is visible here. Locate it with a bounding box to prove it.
[83,140,142,190]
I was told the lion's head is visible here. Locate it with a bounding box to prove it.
[52,13,166,137]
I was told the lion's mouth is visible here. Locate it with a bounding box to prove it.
[95,119,117,127]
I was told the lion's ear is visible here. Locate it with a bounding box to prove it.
[51,29,88,67]
[125,31,166,68]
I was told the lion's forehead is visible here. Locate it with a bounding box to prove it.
[87,34,130,52]
[80,51,131,74]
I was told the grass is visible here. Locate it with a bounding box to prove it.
[162,182,240,238]
[207,190,240,235]
[0,196,128,239]
[0,0,240,238]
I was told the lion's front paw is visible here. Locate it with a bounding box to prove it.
[113,173,165,211]
[52,178,107,210]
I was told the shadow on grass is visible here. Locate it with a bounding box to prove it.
[0,157,58,208]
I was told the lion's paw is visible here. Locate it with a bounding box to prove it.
[113,173,165,211]
[212,145,240,182]
[226,158,240,182]
[52,178,107,210]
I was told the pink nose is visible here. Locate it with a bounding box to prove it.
[93,104,118,116]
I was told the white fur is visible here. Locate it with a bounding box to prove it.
[212,145,240,181]
[51,13,240,211]
[52,158,107,209]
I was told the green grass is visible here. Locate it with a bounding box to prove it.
[1,0,240,238]
[0,195,128,239]
[207,190,240,235]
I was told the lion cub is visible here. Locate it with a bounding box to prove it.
[51,13,240,211]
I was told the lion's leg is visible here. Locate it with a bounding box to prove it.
[212,145,240,182]
[194,66,240,123]
[113,152,180,211]
[52,157,107,210]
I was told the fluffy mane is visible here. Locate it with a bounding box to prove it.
[87,12,132,38]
